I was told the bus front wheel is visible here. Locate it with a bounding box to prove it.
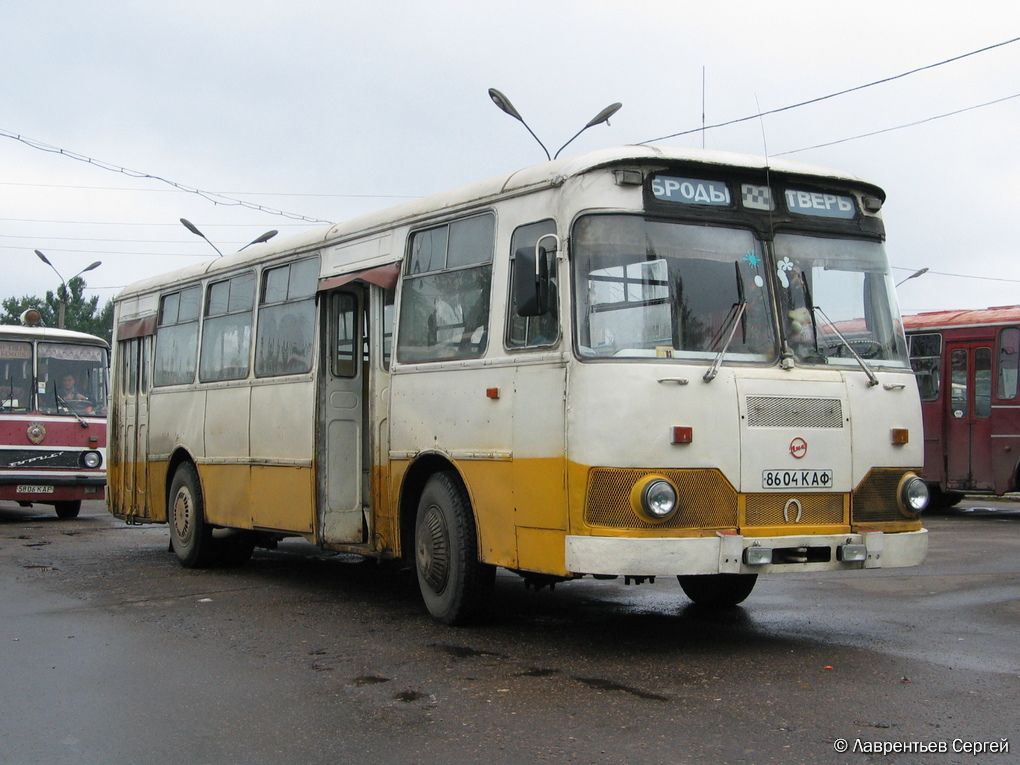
[414,471,494,625]
[54,501,81,520]
[678,574,757,608]
[168,463,215,568]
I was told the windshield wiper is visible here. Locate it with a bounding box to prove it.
[704,301,748,383]
[811,305,880,387]
[54,389,89,428]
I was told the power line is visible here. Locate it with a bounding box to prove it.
[0,180,420,199]
[638,36,1020,145]
[0,244,213,258]
[0,233,249,245]
[0,127,332,224]
[774,92,1020,156]
[0,216,316,227]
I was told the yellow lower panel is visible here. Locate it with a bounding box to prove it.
[198,463,253,529]
[457,461,517,569]
[516,527,567,576]
[149,460,170,522]
[250,464,314,534]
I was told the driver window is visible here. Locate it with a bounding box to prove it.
[506,219,558,349]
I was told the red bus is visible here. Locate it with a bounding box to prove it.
[904,306,1020,504]
[0,314,108,519]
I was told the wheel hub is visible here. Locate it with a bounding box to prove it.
[417,503,450,594]
[173,488,193,543]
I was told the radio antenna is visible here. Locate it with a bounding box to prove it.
[701,66,706,149]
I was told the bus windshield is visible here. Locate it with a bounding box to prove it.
[37,343,108,416]
[572,215,778,361]
[774,234,908,368]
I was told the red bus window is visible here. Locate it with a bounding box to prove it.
[975,347,991,418]
[950,349,968,417]
[998,327,1019,400]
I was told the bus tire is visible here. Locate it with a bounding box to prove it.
[168,463,215,568]
[54,501,81,520]
[414,471,494,625]
[677,574,757,608]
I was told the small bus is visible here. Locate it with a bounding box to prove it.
[1,314,108,518]
[108,146,929,623]
[904,306,1020,504]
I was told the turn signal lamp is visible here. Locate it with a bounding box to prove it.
[891,428,909,446]
[671,426,693,445]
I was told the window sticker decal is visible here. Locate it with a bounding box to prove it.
[743,250,765,287]
[777,256,795,289]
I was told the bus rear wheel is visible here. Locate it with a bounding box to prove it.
[414,471,494,625]
[678,574,757,608]
[54,501,81,520]
[168,463,216,568]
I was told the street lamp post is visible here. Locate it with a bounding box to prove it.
[895,267,930,288]
[488,87,622,162]
[34,250,102,329]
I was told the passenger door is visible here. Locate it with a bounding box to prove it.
[945,343,994,490]
[317,288,366,544]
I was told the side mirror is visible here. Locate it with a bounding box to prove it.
[513,245,550,317]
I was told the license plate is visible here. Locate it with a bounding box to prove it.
[17,484,54,494]
[762,469,833,489]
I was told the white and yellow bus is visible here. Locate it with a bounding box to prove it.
[108,147,929,623]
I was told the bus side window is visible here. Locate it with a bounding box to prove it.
[397,214,494,363]
[975,347,991,417]
[153,285,201,387]
[122,339,138,395]
[255,255,319,377]
[200,272,255,382]
[506,219,558,349]
[998,327,1019,400]
[908,332,942,401]
[382,287,395,371]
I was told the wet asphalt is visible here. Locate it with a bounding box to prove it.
[1,499,1018,765]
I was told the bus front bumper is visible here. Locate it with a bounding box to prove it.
[565,529,927,577]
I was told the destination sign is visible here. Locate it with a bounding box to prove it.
[650,175,731,207]
[785,189,856,219]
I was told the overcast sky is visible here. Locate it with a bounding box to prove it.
[2,2,1018,317]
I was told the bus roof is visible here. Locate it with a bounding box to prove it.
[0,323,110,348]
[115,145,884,301]
[903,305,1020,332]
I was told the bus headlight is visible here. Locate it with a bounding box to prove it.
[81,450,103,469]
[630,476,679,521]
[897,473,929,515]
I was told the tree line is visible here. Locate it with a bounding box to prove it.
[2,277,114,344]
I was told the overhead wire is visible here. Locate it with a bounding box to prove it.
[891,266,1020,284]
[0,127,333,224]
[0,180,420,199]
[774,93,1020,155]
[637,36,1020,145]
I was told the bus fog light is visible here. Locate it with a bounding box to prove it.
[839,544,867,562]
[899,475,929,514]
[81,450,102,469]
[744,546,772,566]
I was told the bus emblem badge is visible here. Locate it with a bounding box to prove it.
[783,498,803,523]
[27,422,46,445]
[789,437,807,459]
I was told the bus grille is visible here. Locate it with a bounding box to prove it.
[584,468,738,530]
[853,469,915,522]
[746,396,843,428]
[744,493,846,526]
